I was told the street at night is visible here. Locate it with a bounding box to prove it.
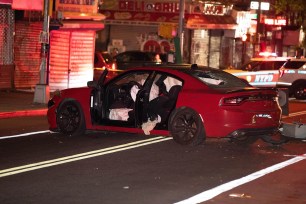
[1,0,306,203]
[0,101,305,204]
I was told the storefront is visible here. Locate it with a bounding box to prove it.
[47,0,105,92]
[1,0,105,92]
[186,13,237,69]
[97,0,183,62]
[98,0,241,68]
[49,22,103,92]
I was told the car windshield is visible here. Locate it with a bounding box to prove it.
[283,61,306,69]
[184,68,250,88]
[101,52,114,64]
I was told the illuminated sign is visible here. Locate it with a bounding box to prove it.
[250,1,270,11]
[56,0,98,13]
[264,18,286,26]
[118,1,180,13]
[203,3,225,15]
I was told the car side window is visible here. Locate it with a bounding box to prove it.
[274,61,286,70]
[260,62,273,70]
[284,61,306,69]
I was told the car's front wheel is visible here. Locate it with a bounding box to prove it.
[292,82,306,100]
[56,100,85,137]
[169,107,205,146]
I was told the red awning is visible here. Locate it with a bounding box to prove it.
[57,21,105,31]
[0,0,12,4]
[186,14,237,30]
[101,10,179,25]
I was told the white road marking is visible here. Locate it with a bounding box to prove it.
[0,136,172,178]
[0,130,51,139]
[174,154,306,204]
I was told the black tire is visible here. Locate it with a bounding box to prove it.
[169,107,206,146]
[292,83,306,100]
[56,100,85,137]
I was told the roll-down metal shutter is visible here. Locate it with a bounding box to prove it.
[14,21,42,89]
[0,8,14,89]
[49,30,95,92]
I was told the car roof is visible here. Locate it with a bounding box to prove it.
[250,57,292,61]
[286,58,306,62]
[122,64,222,74]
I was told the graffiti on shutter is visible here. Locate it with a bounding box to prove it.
[14,22,42,89]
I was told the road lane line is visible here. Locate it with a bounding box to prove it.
[0,137,172,178]
[0,136,166,173]
[174,154,306,204]
[0,130,51,139]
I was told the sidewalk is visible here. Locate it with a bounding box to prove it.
[0,90,48,119]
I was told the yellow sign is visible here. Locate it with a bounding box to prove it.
[158,23,175,39]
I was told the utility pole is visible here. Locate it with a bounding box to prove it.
[174,0,185,63]
[34,0,50,104]
[255,0,262,56]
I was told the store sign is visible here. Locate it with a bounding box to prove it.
[264,18,286,26]
[203,3,224,15]
[102,10,179,23]
[56,0,98,13]
[250,1,270,11]
[118,1,180,13]
[12,0,43,10]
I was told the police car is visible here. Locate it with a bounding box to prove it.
[279,58,306,100]
[225,56,291,87]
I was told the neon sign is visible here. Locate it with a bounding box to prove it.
[118,1,180,13]
[264,18,286,26]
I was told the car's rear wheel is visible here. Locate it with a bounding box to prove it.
[169,107,205,146]
[56,100,85,137]
[292,83,306,100]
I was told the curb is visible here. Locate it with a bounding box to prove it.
[0,109,48,119]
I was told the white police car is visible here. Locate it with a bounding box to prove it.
[279,58,306,100]
[225,56,291,87]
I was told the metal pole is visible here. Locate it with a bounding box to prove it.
[255,0,262,56]
[34,0,50,104]
[41,0,49,84]
[178,0,185,53]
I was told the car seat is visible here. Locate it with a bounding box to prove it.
[147,85,182,124]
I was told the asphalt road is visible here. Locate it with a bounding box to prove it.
[0,102,306,204]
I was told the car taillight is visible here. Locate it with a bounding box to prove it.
[221,94,276,106]
[221,96,246,105]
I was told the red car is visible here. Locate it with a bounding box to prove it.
[47,65,282,145]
